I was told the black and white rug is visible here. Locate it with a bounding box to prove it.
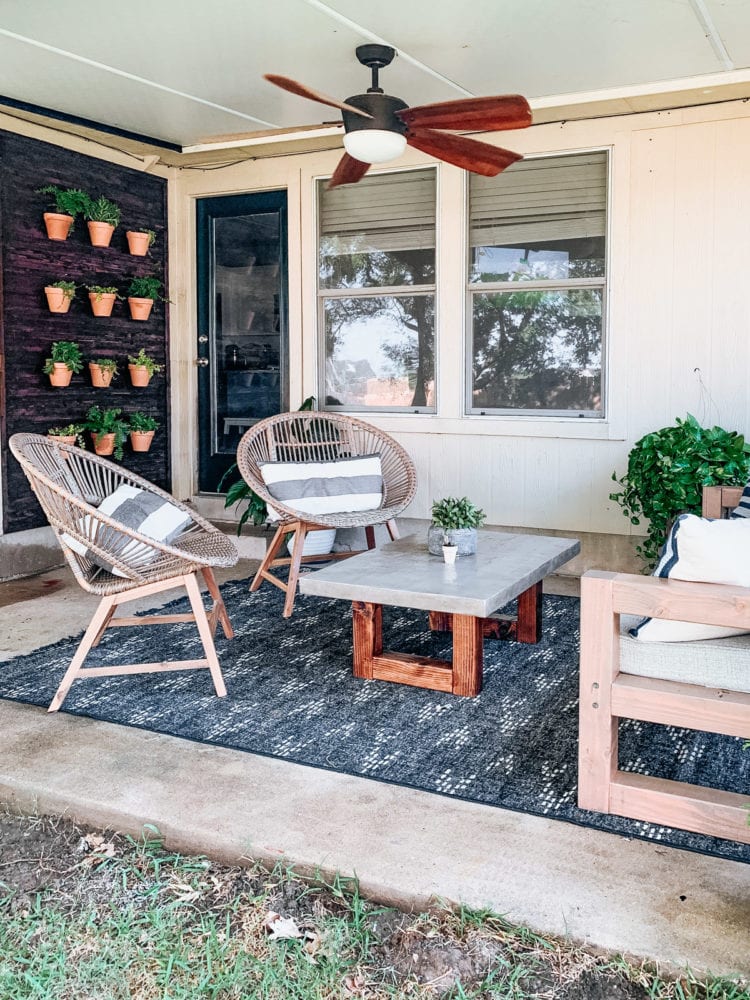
[1,580,748,864]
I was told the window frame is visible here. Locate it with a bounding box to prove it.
[316,164,439,415]
[465,147,610,420]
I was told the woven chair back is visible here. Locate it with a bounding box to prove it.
[236,411,417,527]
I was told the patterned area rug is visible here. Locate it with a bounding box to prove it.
[1,580,748,864]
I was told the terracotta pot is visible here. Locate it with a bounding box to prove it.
[87,221,115,247]
[45,286,72,314]
[48,434,77,446]
[92,432,115,456]
[128,364,152,387]
[48,363,73,387]
[126,231,151,256]
[128,296,154,321]
[43,212,74,241]
[129,430,155,452]
[89,362,114,388]
[89,291,116,317]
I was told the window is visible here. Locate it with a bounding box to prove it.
[318,168,436,412]
[467,151,607,417]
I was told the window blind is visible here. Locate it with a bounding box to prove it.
[469,151,607,247]
[319,167,436,252]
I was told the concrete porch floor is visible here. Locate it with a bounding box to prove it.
[0,558,748,979]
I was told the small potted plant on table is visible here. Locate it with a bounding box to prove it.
[37,185,90,241]
[44,280,76,314]
[86,284,119,317]
[128,348,163,387]
[128,412,159,452]
[84,405,128,459]
[428,496,487,556]
[43,340,84,387]
[84,195,121,248]
[48,423,86,448]
[127,275,165,321]
[126,228,156,256]
[88,358,119,388]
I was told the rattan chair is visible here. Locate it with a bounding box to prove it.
[9,433,239,712]
[236,412,417,617]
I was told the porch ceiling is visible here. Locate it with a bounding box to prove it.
[0,0,750,152]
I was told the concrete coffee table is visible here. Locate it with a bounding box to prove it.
[299,531,580,697]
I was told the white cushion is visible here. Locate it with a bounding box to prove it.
[260,454,383,520]
[630,513,750,642]
[62,484,192,577]
[620,615,750,692]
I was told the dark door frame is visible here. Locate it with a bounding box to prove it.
[195,190,289,492]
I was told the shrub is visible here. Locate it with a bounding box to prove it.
[610,414,750,568]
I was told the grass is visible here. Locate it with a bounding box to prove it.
[0,815,746,999]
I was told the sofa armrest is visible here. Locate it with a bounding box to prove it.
[582,570,750,631]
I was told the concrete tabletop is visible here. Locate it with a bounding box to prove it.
[299,531,580,617]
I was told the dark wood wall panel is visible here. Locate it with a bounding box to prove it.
[0,131,169,533]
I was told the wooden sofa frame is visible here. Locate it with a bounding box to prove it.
[578,485,750,844]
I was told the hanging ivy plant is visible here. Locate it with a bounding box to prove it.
[610,414,750,569]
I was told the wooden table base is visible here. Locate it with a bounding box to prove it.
[352,601,483,697]
[428,580,543,645]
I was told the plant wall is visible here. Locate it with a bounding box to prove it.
[0,131,169,533]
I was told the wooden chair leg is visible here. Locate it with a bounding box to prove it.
[283,522,308,618]
[578,572,620,812]
[201,567,234,639]
[386,519,400,540]
[48,595,116,713]
[184,573,227,697]
[250,523,291,592]
[91,603,117,647]
[365,525,376,549]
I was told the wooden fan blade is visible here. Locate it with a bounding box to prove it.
[264,74,371,118]
[398,95,531,132]
[328,153,371,189]
[406,128,522,176]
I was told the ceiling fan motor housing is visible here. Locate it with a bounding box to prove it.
[342,92,409,137]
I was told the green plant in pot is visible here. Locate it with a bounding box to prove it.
[44,279,76,314]
[218,396,316,535]
[127,348,163,387]
[43,340,84,387]
[611,413,750,569]
[48,423,86,448]
[37,185,90,240]
[88,357,119,388]
[126,228,157,256]
[84,194,122,248]
[428,496,487,556]
[127,275,165,321]
[128,411,159,452]
[84,405,128,460]
[86,284,120,317]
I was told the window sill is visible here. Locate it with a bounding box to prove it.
[332,412,625,441]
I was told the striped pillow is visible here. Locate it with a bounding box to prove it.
[62,484,192,577]
[259,454,383,520]
[630,513,750,641]
[730,481,750,519]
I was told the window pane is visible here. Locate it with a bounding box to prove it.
[471,288,603,412]
[319,169,436,289]
[469,152,607,282]
[324,295,435,410]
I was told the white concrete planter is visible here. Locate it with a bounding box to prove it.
[427,525,477,556]
[287,528,336,558]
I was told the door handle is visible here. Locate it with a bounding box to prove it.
[195,358,209,367]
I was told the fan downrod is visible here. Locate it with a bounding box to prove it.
[356,44,396,93]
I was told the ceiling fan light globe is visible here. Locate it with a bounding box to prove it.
[343,129,407,164]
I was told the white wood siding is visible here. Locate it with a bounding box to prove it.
[170,101,750,539]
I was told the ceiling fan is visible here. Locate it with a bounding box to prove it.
[265,44,532,189]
